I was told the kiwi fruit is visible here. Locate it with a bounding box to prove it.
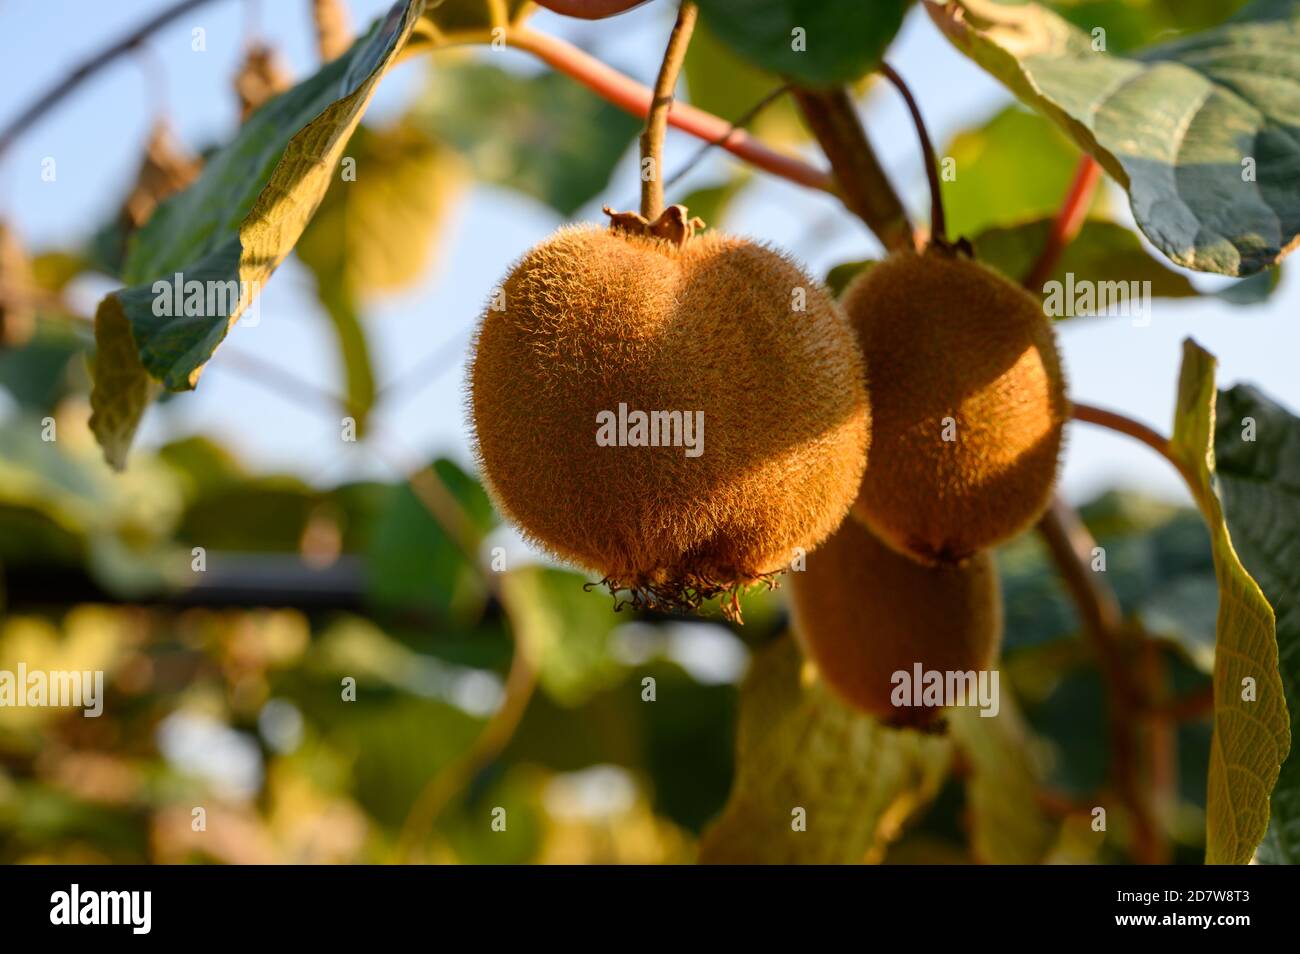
[469,211,870,618]
[842,245,1067,564]
[789,514,1003,727]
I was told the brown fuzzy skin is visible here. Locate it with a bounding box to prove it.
[470,224,870,605]
[789,515,1003,727]
[842,247,1067,564]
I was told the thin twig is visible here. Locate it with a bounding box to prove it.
[218,345,348,417]
[639,2,698,221]
[1023,156,1102,290]
[507,26,833,192]
[1071,401,1196,485]
[879,62,945,244]
[791,86,915,252]
[661,84,789,195]
[0,0,226,159]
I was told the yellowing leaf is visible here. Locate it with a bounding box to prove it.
[1169,338,1291,863]
[297,121,461,295]
[699,638,952,864]
[88,0,425,469]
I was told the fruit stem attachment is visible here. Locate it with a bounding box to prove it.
[791,87,916,253]
[879,62,946,244]
[640,2,699,221]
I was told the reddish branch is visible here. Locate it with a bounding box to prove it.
[879,62,945,244]
[509,26,833,192]
[1023,156,1102,289]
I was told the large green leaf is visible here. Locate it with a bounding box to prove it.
[88,1,425,469]
[972,217,1198,296]
[364,459,496,623]
[695,0,910,87]
[1168,339,1290,863]
[1024,0,1252,54]
[1215,384,1300,863]
[941,105,1105,239]
[699,638,952,863]
[928,0,1300,276]
[413,62,641,217]
[683,19,805,143]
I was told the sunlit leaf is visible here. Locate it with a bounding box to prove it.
[941,105,1105,239]
[1168,339,1290,863]
[699,638,952,863]
[88,0,425,469]
[1215,383,1300,863]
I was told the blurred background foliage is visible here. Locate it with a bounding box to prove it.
[0,0,1289,864]
[0,399,1220,862]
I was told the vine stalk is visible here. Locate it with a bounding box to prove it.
[640,2,698,221]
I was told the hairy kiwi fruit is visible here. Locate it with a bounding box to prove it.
[789,514,1002,727]
[470,216,870,617]
[842,246,1067,564]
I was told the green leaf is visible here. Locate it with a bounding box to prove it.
[297,122,460,296]
[88,0,425,469]
[695,0,910,87]
[972,217,1199,298]
[414,62,640,217]
[0,318,88,412]
[698,638,953,863]
[1035,0,1252,54]
[364,459,496,622]
[928,0,1300,276]
[498,566,623,707]
[1168,339,1290,863]
[949,702,1058,863]
[1215,384,1300,863]
[941,105,1105,239]
[683,19,806,143]
[824,258,876,297]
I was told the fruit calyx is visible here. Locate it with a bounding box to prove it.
[602,204,705,247]
[586,567,783,625]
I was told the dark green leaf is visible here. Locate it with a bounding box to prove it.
[695,0,909,87]
[930,0,1300,276]
[414,62,641,216]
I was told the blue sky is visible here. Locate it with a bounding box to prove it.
[4,0,1297,512]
